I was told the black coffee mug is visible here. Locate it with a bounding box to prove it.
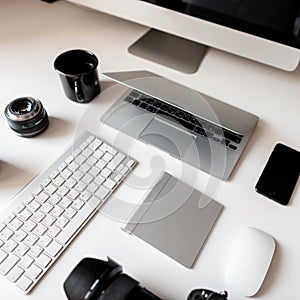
[54,49,101,103]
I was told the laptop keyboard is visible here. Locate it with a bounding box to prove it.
[0,131,136,293]
[126,90,243,151]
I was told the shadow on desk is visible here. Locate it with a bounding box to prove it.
[0,161,33,191]
[43,116,73,139]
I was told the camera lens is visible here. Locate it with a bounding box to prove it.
[4,97,49,137]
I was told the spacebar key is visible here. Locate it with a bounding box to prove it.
[56,196,102,245]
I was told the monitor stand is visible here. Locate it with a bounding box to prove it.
[128,29,207,74]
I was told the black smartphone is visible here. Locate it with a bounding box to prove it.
[255,143,300,205]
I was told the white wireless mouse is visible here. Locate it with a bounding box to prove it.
[225,227,276,297]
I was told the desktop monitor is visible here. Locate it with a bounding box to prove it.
[67,0,300,72]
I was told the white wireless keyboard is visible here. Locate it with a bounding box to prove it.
[0,131,136,293]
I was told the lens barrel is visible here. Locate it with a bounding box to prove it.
[4,97,49,137]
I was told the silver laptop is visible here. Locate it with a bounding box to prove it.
[101,71,258,180]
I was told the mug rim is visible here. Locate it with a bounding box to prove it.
[54,49,99,77]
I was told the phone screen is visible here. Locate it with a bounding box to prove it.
[255,143,300,205]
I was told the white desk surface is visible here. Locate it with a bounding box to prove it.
[0,0,299,299]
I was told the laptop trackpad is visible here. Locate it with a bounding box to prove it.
[139,117,195,157]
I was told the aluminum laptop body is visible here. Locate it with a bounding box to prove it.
[101,71,258,180]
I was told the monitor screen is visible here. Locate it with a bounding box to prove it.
[66,0,300,71]
[142,0,300,49]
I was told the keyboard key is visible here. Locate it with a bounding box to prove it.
[14,230,27,242]
[33,224,47,236]
[0,228,14,240]
[5,213,16,224]
[26,264,42,280]
[87,182,99,193]
[132,99,140,106]
[102,152,113,162]
[101,168,112,178]
[65,155,74,164]
[59,197,72,209]
[60,169,72,179]
[14,204,25,214]
[19,256,34,269]
[36,192,50,203]
[86,156,97,166]
[41,202,53,214]
[24,234,38,246]
[7,266,24,283]
[57,186,69,197]
[0,254,19,275]
[47,226,61,238]
[50,195,61,205]
[16,275,33,291]
[82,148,92,158]
[104,178,116,190]
[50,170,59,179]
[229,144,237,150]
[41,178,51,188]
[95,186,110,200]
[93,149,104,160]
[0,249,8,264]
[79,162,91,174]
[64,207,77,219]
[32,211,45,223]
[204,131,214,139]
[194,127,205,135]
[82,174,93,184]
[93,176,105,186]
[79,141,88,150]
[56,216,69,229]
[72,199,84,210]
[29,245,43,258]
[57,162,67,172]
[68,189,80,201]
[145,98,154,105]
[214,127,223,136]
[96,159,107,170]
[38,235,52,248]
[68,161,80,172]
[223,130,242,144]
[74,154,86,165]
[9,218,23,231]
[107,153,125,171]
[79,190,92,202]
[23,220,36,232]
[65,178,77,189]
[74,182,87,193]
[15,244,30,257]
[45,241,62,257]
[89,140,102,151]
[28,201,41,212]
[19,210,32,222]
[3,240,18,252]
[43,215,56,227]
[89,166,100,177]
[146,106,157,113]
[36,254,51,268]
[51,207,64,218]
[32,187,42,196]
[23,196,34,205]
